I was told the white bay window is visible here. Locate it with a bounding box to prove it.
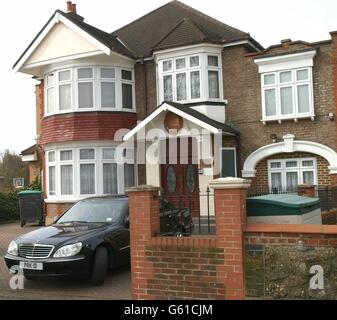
[44,66,135,115]
[158,52,223,103]
[46,146,137,199]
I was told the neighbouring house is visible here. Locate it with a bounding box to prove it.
[14,0,337,225]
[20,144,40,185]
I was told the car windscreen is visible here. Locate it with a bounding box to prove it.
[57,199,127,224]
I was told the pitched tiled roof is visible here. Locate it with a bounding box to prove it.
[62,11,136,58]
[21,144,37,156]
[113,0,262,58]
[14,1,263,70]
[153,18,207,51]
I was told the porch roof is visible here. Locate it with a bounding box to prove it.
[123,101,240,141]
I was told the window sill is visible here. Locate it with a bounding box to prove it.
[261,114,315,125]
[44,108,137,118]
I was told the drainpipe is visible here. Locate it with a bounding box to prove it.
[141,58,148,118]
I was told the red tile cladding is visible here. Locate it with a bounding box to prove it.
[40,112,137,145]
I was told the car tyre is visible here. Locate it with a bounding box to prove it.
[21,220,26,228]
[90,246,108,286]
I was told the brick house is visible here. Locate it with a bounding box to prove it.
[14,1,337,224]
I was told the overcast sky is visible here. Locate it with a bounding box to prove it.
[1,0,337,153]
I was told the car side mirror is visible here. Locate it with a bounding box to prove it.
[125,216,130,229]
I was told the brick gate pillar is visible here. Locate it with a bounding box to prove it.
[209,177,251,300]
[127,185,161,300]
[297,184,316,198]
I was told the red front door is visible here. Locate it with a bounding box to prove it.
[160,138,200,217]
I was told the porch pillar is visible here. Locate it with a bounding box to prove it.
[127,185,161,300]
[209,177,251,300]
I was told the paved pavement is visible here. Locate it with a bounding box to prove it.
[0,223,131,300]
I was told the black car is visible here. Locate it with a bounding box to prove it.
[4,196,193,286]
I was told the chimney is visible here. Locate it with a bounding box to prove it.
[281,39,292,47]
[66,1,77,14]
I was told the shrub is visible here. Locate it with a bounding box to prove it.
[0,178,42,222]
[0,192,19,222]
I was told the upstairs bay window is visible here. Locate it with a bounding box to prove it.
[158,53,222,103]
[44,66,135,115]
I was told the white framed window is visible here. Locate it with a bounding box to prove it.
[79,148,96,195]
[47,151,56,196]
[77,67,94,109]
[100,68,116,108]
[121,69,134,109]
[45,146,137,200]
[44,66,135,116]
[59,149,74,196]
[268,157,317,191]
[158,53,222,104]
[261,67,314,121]
[58,69,72,112]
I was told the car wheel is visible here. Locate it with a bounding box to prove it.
[21,220,25,228]
[90,246,108,286]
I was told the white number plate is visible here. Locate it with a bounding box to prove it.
[19,261,43,270]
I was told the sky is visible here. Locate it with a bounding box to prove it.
[1,0,337,153]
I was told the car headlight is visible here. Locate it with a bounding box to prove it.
[53,242,82,258]
[7,241,18,256]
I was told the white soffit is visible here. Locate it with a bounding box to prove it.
[21,154,37,162]
[254,50,317,73]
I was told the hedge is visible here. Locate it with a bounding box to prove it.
[0,192,20,222]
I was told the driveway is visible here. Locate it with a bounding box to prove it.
[0,223,131,300]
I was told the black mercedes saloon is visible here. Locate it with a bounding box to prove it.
[4,196,193,285]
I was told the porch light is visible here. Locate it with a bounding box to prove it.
[271,134,277,143]
[329,113,335,121]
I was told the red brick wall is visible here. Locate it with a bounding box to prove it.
[45,202,74,225]
[134,60,157,120]
[145,237,225,300]
[245,230,337,246]
[40,112,137,145]
[128,181,250,300]
[35,81,44,141]
[255,152,331,188]
[128,188,161,300]
[245,224,337,245]
[331,33,337,151]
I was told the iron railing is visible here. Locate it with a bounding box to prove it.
[161,187,215,236]
[247,187,304,198]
